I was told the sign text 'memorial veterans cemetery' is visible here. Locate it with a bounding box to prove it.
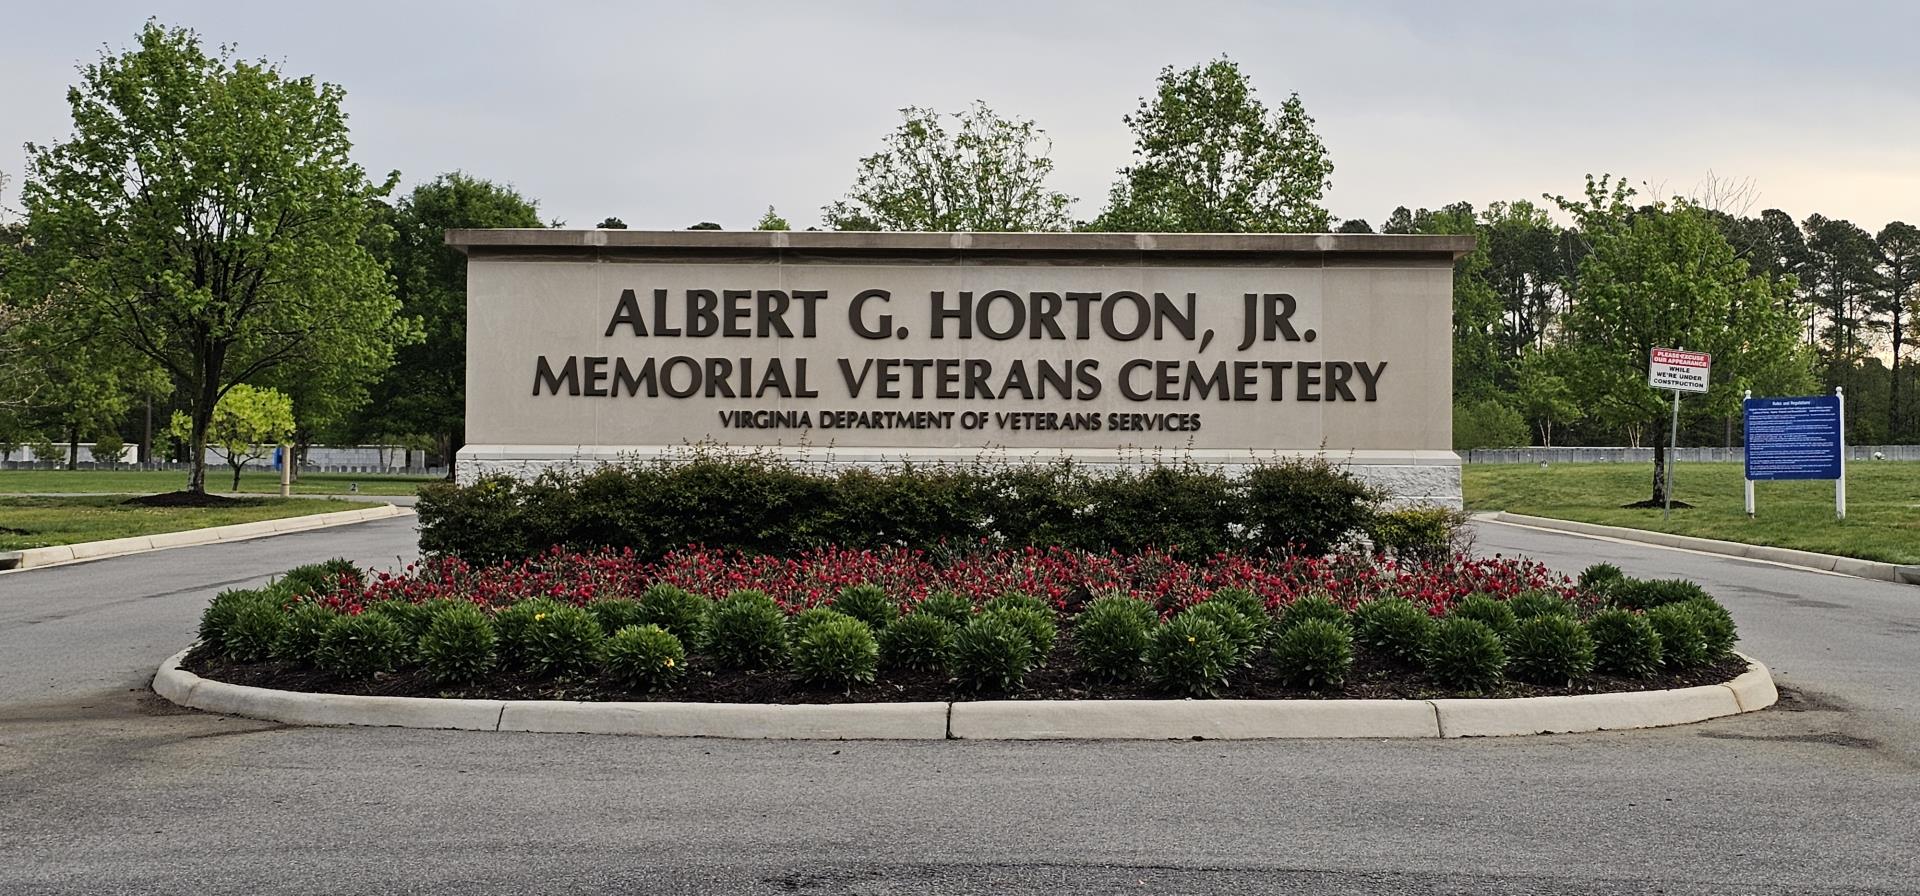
[447,231,1475,505]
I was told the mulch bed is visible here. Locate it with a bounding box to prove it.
[182,645,1750,706]
[123,491,259,508]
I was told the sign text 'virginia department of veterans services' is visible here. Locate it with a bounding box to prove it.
[528,287,1390,434]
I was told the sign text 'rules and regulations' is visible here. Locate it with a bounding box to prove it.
[1649,348,1711,394]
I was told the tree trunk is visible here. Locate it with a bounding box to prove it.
[231,461,244,492]
[187,346,227,495]
[1891,315,1903,442]
[66,425,79,470]
[1649,416,1669,505]
[446,426,463,481]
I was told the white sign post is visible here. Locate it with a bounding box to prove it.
[1648,348,1710,521]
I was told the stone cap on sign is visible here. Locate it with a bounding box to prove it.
[445,229,1476,265]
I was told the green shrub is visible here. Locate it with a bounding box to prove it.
[1367,506,1461,563]
[1611,578,1712,611]
[706,590,789,670]
[1646,603,1711,669]
[982,591,1052,617]
[417,602,499,685]
[879,613,955,672]
[1243,458,1382,556]
[912,590,974,625]
[272,601,341,666]
[832,583,899,629]
[365,599,435,643]
[416,477,534,565]
[791,616,880,689]
[317,612,411,679]
[603,624,687,693]
[1686,598,1738,661]
[1453,397,1529,450]
[949,614,1035,692]
[587,597,647,636]
[638,583,710,647]
[789,606,856,638]
[1505,615,1596,685]
[514,604,604,678]
[1424,617,1507,692]
[1276,592,1348,633]
[1181,600,1258,660]
[1351,596,1436,666]
[1508,590,1576,620]
[1586,609,1663,679]
[1448,592,1517,637]
[277,559,363,597]
[1269,618,1354,690]
[1146,614,1237,697]
[1578,563,1626,595]
[198,588,278,654]
[1074,464,1242,555]
[987,605,1058,662]
[224,599,289,662]
[1207,587,1271,638]
[1072,596,1154,681]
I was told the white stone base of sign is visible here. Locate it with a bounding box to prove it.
[457,444,1463,508]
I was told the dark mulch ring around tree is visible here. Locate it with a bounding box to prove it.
[122,491,258,508]
[1620,498,1695,509]
[182,645,1751,707]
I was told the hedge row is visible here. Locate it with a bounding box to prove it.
[417,456,1398,564]
[195,560,1738,699]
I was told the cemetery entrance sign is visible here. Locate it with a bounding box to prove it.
[447,230,1475,506]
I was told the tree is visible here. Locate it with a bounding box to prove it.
[1552,176,1812,504]
[1514,349,1582,447]
[687,221,723,230]
[1801,215,1883,375]
[20,23,407,494]
[167,383,294,491]
[595,217,627,229]
[1092,57,1332,233]
[824,102,1073,232]
[1875,222,1919,440]
[360,172,541,475]
[1334,218,1373,233]
[755,207,791,231]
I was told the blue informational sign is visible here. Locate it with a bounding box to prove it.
[1744,396,1842,481]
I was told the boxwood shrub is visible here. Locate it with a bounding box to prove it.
[1269,618,1354,690]
[418,602,499,685]
[1424,617,1506,693]
[791,616,880,689]
[602,624,685,693]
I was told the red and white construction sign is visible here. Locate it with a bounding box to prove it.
[1648,348,1711,393]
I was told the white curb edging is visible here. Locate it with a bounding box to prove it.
[154,650,1778,740]
[1489,512,1920,586]
[0,504,412,572]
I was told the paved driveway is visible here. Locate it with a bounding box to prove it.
[0,519,1914,895]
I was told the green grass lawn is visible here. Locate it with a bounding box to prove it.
[0,495,372,551]
[1465,462,1920,564]
[0,469,433,497]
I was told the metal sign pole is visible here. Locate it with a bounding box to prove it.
[1836,386,1847,520]
[1743,389,1755,519]
[1664,387,1680,522]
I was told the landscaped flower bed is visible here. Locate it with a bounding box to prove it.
[182,549,1749,704]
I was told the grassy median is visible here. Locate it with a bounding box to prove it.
[1465,462,1920,564]
[0,469,432,497]
[0,495,371,551]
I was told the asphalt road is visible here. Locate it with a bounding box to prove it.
[1,519,1916,895]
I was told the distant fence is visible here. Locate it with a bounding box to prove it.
[1464,445,1920,464]
[0,443,443,475]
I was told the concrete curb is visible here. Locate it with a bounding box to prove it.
[0,504,412,572]
[153,651,1777,741]
[1488,512,1920,586]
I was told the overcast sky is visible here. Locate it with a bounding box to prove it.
[3,1,1916,232]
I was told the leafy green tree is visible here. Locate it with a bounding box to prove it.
[824,102,1073,232]
[595,217,627,229]
[1452,398,1529,451]
[19,23,407,493]
[167,384,294,491]
[1093,57,1332,233]
[1552,176,1813,504]
[687,221,723,230]
[755,206,791,231]
[1802,215,1884,375]
[1875,222,1919,440]
[1514,349,1582,447]
[360,172,541,475]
